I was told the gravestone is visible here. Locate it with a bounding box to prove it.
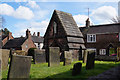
[48,47,60,67]
[7,55,32,79]
[0,50,1,79]
[0,59,1,79]
[34,49,46,64]
[86,50,95,70]
[63,51,72,66]
[72,62,82,76]
[83,50,88,63]
[0,49,10,70]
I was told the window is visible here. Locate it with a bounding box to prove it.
[87,48,97,55]
[25,44,28,48]
[38,43,40,49]
[99,49,106,55]
[53,21,57,34]
[87,34,96,42]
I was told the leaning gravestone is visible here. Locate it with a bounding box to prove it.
[0,49,10,70]
[83,50,88,63]
[34,49,46,64]
[86,50,95,70]
[72,62,82,76]
[7,55,32,79]
[48,47,60,67]
[63,51,72,66]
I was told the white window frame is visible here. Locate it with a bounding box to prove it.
[87,34,96,42]
[53,21,57,34]
[87,48,97,55]
[99,49,106,55]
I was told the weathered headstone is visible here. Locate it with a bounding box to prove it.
[7,55,32,79]
[86,50,95,70]
[83,50,88,63]
[72,62,82,76]
[71,50,79,61]
[63,51,72,66]
[48,47,60,67]
[0,49,10,70]
[0,50,1,79]
[34,49,46,64]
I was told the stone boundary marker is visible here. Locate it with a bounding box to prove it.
[7,55,32,79]
[63,51,72,66]
[0,49,10,70]
[34,49,46,64]
[48,47,60,67]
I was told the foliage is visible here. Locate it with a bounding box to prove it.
[0,28,10,35]
[27,48,36,57]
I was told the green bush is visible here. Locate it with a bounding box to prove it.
[27,48,36,58]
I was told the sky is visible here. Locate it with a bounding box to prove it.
[0,0,120,37]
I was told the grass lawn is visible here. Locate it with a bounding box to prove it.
[2,60,120,80]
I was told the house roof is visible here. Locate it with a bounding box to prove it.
[87,23,120,34]
[2,35,8,40]
[3,37,27,49]
[55,10,83,37]
[31,36,44,43]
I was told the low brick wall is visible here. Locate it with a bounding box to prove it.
[95,55,118,61]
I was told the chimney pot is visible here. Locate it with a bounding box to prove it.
[37,32,40,37]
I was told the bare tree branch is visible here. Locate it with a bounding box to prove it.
[111,16,120,23]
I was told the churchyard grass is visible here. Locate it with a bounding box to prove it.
[2,60,120,79]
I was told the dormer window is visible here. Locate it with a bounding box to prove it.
[53,21,57,34]
[87,34,96,42]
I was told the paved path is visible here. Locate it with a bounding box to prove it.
[87,65,120,80]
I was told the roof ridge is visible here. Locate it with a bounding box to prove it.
[54,10,72,16]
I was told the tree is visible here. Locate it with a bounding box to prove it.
[111,16,120,23]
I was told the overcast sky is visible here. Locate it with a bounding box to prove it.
[0,0,119,37]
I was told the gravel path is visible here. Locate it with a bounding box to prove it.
[87,65,120,80]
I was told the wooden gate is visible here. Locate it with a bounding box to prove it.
[117,47,120,60]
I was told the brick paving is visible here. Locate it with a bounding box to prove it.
[87,65,120,80]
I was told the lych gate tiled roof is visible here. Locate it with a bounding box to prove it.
[3,37,27,49]
[31,36,44,43]
[55,10,83,37]
[87,23,120,34]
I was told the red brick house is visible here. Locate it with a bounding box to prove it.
[80,19,120,56]
[2,32,14,46]
[44,10,85,61]
[3,29,36,52]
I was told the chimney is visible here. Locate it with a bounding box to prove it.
[86,18,90,27]
[26,29,31,38]
[33,32,36,36]
[37,32,40,37]
[8,32,12,40]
